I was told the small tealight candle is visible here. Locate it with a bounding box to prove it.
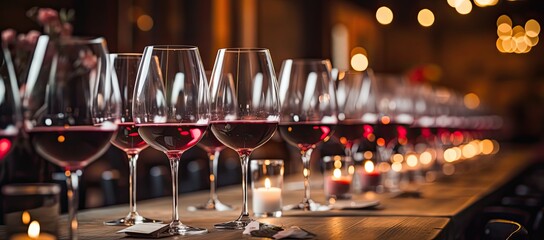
[252,178,282,216]
[251,159,284,217]
[324,168,352,199]
[359,160,381,192]
[10,221,57,240]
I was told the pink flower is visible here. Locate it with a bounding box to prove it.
[1,28,16,46]
[37,8,59,26]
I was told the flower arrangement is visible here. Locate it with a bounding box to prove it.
[1,7,74,86]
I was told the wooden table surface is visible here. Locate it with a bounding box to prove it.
[0,147,532,239]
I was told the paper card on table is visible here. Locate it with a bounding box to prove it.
[117,223,169,238]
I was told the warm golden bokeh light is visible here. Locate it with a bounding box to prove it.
[525,19,541,38]
[364,160,375,173]
[376,6,394,25]
[378,162,391,172]
[497,15,512,27]
[392,153,404,163]
[418,9,435,27]
[497,23,512,40]
[406,154,418,167]
[447,0,463,8]
[391,162,402,172]
[22,211,31,224]
[364,151,373,159]
[455,0,472,15]
[137,14,154,31]
[419,151,433,165]
[350,53,369,71]
[351,47,368,57]
[462,144,477,159]
[444,148,458,162]
[474,0,498,7]
[464,93,480,109]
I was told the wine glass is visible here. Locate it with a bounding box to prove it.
[188,70,233,212]
[209,48,279,229]
[133,45,209,235]
[0,48,22,162]
[104,53,161,225]
[373,73,414,192]
[277,59,337,211]
[187,130,233,211]
[23,37,120,239]
[333,70,378,158]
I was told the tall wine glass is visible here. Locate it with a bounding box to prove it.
[104,53,161,225]
[187,130,233,211]
[133,45,209,235]
[373,73,414,192]
[278,59,337,211]
[333,70,378,158]
[0,48,21,162]
[23,37,120,239]
[209,48,279,229]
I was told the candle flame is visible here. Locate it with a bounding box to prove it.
[364,160,375,173]
[265,178,271,189]
[28,220,40,238]
[333,168,342,178]
[22,211,31,224]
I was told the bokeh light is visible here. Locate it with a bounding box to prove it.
[376,6,394,25]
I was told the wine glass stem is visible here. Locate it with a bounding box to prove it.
[127,153,139,216]
[208,150,220,201]
[301,148,313,210]
[169,157,181,226]
[238,151,251,221]
[65,170,80,240]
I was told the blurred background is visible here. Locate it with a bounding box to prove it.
[1,0,543,212]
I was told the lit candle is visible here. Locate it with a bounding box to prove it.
[359,160,380,192]
[324,168,352,198]
[10,220,57,240]
[252,178,282,215]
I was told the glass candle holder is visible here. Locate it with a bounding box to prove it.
[357,156,381,193]
[323,155,354,201]
[2,183,60,240]
[251,159,283,218]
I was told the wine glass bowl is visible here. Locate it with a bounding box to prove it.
[0,48,22,161]
[277,59,337,211]
[133,45,209,235]
[104,53,161,226]
[333,70,378,157]
[209,48,279,229]
[23,36,120,239]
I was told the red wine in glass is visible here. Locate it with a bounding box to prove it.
[210,121,277,151]
[29,126,115,170]
[138,123,208,154]
[111,123,148,153]
[278,122,335,151]
[197,130,226,153]
[333,120,365,153]
[0,135,16,161]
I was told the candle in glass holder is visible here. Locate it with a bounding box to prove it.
[251,159,283,217]
[2,183,60,240]
[359,160,381,192]
[323,156,353,200]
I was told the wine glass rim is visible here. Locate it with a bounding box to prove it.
[57,36,106,44]
[145,45,199,50]
[284,58,331,64]
[218,47,269,52]
[108,53,142,58]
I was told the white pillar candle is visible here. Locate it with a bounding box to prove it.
[252,178,282,214]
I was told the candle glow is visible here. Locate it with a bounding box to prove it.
[28,220,40,238]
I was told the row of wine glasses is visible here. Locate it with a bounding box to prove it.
[2,34,502,239]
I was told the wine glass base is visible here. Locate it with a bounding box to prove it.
[214,219,252,230]
[167,225,208,235]
[104,215,163,226]
[187,199,234,212]
[282,200,330,211]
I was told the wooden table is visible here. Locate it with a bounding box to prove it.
[0,147,532,239]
